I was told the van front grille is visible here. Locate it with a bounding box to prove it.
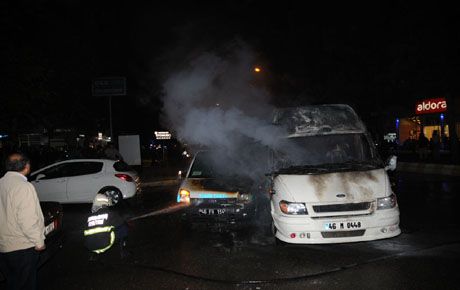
[313,202,371,213]
[321,230,365,238]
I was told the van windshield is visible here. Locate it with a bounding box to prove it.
[273,133,381,171]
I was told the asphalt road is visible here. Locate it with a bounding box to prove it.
[1,172,459,290]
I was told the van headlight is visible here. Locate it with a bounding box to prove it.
[279,200,308,215]
[377,194,397,210]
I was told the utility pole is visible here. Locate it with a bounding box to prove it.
[92,77,126,142]
[109,96,113,140]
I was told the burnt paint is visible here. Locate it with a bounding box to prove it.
[187,178,253,193]
[340,171,378,201]
[308,174,329,197]
[202,179,251,192]
[189,179,205,190]
[309,170,379,201]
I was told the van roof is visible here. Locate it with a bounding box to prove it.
[272,104,366,137]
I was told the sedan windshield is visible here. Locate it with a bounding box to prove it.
[188,151,241,178]
[189,153,215,178]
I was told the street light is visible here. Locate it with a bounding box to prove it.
[254,66,262,73]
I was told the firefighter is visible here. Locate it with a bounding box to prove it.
[84,194,130,261]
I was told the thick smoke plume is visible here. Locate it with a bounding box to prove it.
[162,43,283,180]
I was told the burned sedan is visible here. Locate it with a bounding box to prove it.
[38,201,64,264]
[177,151,257,229]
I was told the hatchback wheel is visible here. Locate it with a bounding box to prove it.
[100,187,122,205]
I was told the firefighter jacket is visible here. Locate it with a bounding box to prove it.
[84,207,123,254]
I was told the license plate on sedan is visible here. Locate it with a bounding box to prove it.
[198,208,226,215]
[324,221,362,231]
[44,221,55,235]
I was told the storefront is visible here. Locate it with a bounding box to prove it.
[397,97,459,148]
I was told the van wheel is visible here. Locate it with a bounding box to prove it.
[275,237,287,246]
[99,187,122,205]
[271,221,286,246]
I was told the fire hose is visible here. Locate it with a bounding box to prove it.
[117,203,460,285]
[103,239,460,285]
[128,203,188,222]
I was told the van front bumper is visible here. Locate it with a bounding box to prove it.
[273,207,401,244]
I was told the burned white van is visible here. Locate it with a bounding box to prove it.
[269,104,400,244]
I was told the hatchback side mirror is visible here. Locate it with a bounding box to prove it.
[384,155,397,171]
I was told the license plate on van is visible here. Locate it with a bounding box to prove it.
[324,221,362,230]
[198,208,226,215]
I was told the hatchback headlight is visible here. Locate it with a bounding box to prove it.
[377,194,397,210]
[279,200,308,215]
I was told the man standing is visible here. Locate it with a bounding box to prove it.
[0,153,46,290]
[417,132,429,160]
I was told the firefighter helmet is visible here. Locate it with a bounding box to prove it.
[91,193,113,213]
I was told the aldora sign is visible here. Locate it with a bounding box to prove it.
[415,97,447,115]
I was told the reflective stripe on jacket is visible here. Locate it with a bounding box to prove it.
[84,225,115,253]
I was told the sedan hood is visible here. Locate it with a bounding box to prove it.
[274,169,389,203]
[182,177,253,193]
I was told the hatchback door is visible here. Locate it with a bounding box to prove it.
[30,163,70,203]
[66,161,104,202]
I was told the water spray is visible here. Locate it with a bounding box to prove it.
[129,202,188,222]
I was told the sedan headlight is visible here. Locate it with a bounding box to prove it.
[177,189,190,203]
[377,194,397,210]
[279,200,308,215]
[238,193,252,202]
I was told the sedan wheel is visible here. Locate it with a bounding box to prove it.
[271,220,277,235]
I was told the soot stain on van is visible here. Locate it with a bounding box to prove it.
[309,174,330,198]
[347,171,378,183]
[341,171,378,200]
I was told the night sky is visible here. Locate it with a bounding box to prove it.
[1,1,459,140]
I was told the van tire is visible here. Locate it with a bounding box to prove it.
[272,221,286,246]
[275,238,287,246]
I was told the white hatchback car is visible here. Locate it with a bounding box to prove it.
[30,159,140,204]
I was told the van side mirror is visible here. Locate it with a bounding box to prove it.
[384,155,397,171]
